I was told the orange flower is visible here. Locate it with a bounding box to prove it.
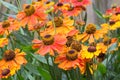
[65,30,79,47]
[45,1,54,9]
[41,17,75,35]
[33,0,47,3]
[100,23,109,34]
[54,2,67,12]
[17,4,47,30]
[0,66,16,78]
[61,4,82,16]
[0,17,20,35]
[33,1,54,12]
[0,49,27,70]
[55,48,86,74]
[71,0,90,7]
[67,29,79,37]
[59,0,70,3]
[81,45,101,59]
[0,38,8,48]
[30,21,46,30]
[96,37,117,62]
[97,37,118,54]
[78,24,105,43]
[96,43,107,54]
[32,34,67,56]
[108,14,120,30]
[105,6,120,16]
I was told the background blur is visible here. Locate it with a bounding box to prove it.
[87,0,120,24]
[0,0,120,24]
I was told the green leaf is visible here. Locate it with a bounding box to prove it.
[92,4,106,23]
[26,0,32,4]
[113,74,120,80]
[0,0,18,13]
[17,73,24,80]
[29,53,52,66]
[24,71,35,80]
[97,63,106,75]
[93,5,103,19]
[93,70,102,80]
[0,12,16,18]
[20,28,25,35]
[37,67,51,80]
[84,12,87,25]
[25,63,40,75]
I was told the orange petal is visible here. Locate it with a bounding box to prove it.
[81,34,89,43]
[37,46,50,56]
[54,55,66,63]
[15,56,27,65]
[67,29,78,36]
[35,10,46,20]
[58,60,68,70]
[54,34,67,45]
[111,38,117,43]
[0,38,8,48]
[89,35,94,43]
[20,17,29,27]
[17,12,26,20]
[0,59,6,67]
[64,61,72,70]
[51,44,63,53]
[32,39,42,44]
[28,15,38,27]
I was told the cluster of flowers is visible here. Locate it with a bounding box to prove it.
[0,0,120,78]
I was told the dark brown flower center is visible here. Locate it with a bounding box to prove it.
[57,3,63,7]
[37,0,42,1]
[2,69,10,76]
[87,46,96,52]
[109,20,115,25]
[112,5,117,9]
[78,0,83,2]
[66,49,78,61]
[46,1,50,4]
[89,42,96,46]
[97,53,105,62]
[4,50,15,61]
[66,36,74,47]
[71,41,82,52]
[24,5,35,16]
[115,12,120,15]
[54,17,63,27]
[42,34,54,45]
[103,36,111,46]
[68,7,74,11]
[2,21,10,28]
[97,53,105,59]
[86,24,96,34]
[80,5,86,11]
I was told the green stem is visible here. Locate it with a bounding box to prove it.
[0,48,4,53]
[65,71,70,80]
[51,56,58,80]
[86,63,92,80]
[73,69,78,80]
[45,56,56,80]
[75,68,81,80]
